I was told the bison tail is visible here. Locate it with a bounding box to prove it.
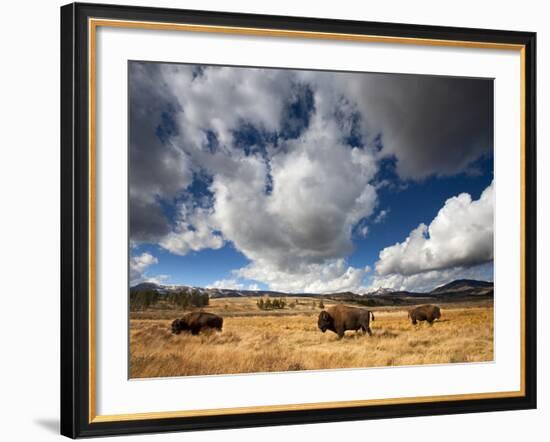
[370,311,375,321]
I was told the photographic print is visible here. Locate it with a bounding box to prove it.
[128,61,495,378]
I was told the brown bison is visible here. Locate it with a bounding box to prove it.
[408,304,441,325]
[318,305,375,339]
[171,312,223,335]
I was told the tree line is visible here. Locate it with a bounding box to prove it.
[256,297,286,310]
[256,297,325,310]
[130,289,209,311]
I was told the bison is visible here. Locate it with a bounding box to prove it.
[318,305,375,339]
[408,304,441,325]
[171,312,223,335]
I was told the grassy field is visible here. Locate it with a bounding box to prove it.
[129,297,493,378]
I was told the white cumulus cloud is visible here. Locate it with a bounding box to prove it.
[130,252,159,285]
[159,204,223,255]
[207,279,260,291]
[375,181,494,277]
[237,259,371,294]
[208,116,378,271]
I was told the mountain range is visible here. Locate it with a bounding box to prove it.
[130,278,494,306]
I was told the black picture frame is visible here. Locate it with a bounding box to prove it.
[61,2,537,438]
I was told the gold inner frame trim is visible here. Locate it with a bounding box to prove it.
[88,17,527,424]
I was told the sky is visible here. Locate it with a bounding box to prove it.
[129,61,494,294]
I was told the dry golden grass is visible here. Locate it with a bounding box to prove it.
[129,299,493,378]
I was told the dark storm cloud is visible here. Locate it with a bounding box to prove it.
[129,62,193,243]
[340,73,494,180]
[129,198,170,243]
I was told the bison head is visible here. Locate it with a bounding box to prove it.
[318,310,334,333]
[171,318,189,334]
[171,319,182,334]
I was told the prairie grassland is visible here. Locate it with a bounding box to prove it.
[129,299,493,378]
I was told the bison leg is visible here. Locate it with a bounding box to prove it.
[360,325,371,336]
[191,327,200,335]
[411,318,417,325]
[336,327,345,340]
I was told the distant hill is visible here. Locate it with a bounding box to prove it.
[430,279,493,296]
[366,287,393,296]
[129,282,318,299]
[129,278,494,306]
[130,282,162,293]
[314,279,493,306]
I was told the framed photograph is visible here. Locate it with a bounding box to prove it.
[60,2,537,438]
